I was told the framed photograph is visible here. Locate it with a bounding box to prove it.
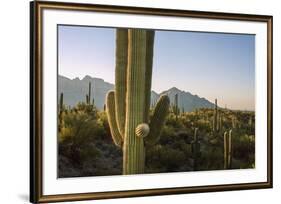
[30,1,273,203]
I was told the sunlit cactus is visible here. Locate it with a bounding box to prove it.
[217,111,223,131]
[106,28,170,175]
[224,129,232,169]
[191,128,201,170]
[232,117,236,129]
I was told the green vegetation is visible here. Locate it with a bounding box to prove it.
[58,28,254,178]
[58,98,255,177]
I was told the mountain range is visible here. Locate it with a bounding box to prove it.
[58,75,215,112]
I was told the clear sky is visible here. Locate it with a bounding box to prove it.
[58,25,255,111]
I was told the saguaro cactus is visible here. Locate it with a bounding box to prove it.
[232,117,236,129]
[106,28,170,175]
[191,128,201,171]
[173,93,179,119]
[88,82,91,104]
[85,82,94,105]
[218,111,223,132]
[224,129,232,169]
[213,99,218,132]
[58,92,64,132]
[59,92,64,112]
[217,111,220,131]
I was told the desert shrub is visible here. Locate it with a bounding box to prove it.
[146,145,187,173]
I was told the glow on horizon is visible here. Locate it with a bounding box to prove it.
[58,25,255,111]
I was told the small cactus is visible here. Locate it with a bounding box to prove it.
[85,81,94,105]
[248,116,252,126]
[59,92,64,112]
[224,129,232,169]
[232,117,236,129]
[213,99,218,132]
[191,128,201,171]
[88,82,91,104]
[218,111,223,132]
[58,92,64,132]
[173,93,179,119]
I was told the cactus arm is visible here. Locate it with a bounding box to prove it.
[115,28,128,137]
[144,30,155,122]
[106,91,123,147]
[145,95,170,145]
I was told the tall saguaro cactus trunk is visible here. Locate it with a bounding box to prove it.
[174,94,179,120]
[213,98,218,133]
[58,92,64,132]
[123,29,147,174]
[191,128,201,171]
[224,130,232,169]
[106,29,170,175]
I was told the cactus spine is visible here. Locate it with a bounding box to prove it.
[191,128,201,171]
[106,29,170,175]
[224,129,232,169]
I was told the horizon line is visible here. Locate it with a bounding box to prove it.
[58,74,255,112]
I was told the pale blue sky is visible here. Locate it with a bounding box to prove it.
[58,25,255,110]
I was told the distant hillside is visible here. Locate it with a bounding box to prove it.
[58,75,215,111]
[160,87,215,112]
[58,75,114,110]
